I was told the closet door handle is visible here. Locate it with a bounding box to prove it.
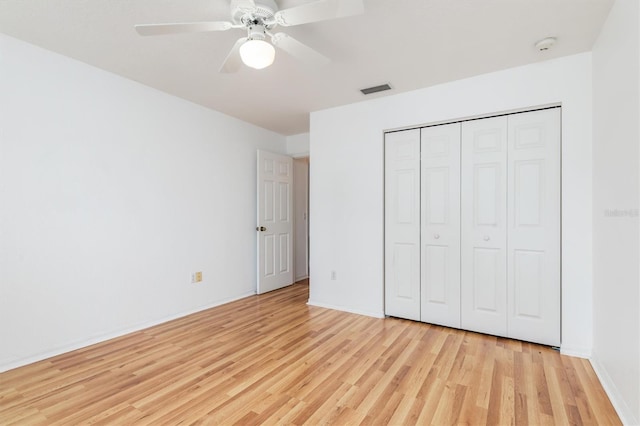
[434,234,440,239]
[483,235,490,241]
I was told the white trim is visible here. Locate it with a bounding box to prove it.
[307,300,385,319]
[291,152,310,159]
[0,292,255,373]
[384,103,562,134]
[560,345,592,359]
[590,357,639,426]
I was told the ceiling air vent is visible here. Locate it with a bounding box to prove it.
[360,84,392,95]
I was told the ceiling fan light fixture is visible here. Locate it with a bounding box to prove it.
[239,39,275,69]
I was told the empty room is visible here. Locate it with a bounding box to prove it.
[0,0,638,424]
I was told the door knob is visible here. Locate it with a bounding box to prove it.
[256,226,266,232]
[483,235,490,241]
[434,234,440,239]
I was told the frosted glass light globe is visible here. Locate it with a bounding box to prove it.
[239,39,275,70]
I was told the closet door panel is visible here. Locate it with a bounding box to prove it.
[507,109,561,346]
[385,129,421,321]
[420,123,461,328]
[461,116,508,337]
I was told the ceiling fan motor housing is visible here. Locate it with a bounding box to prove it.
[231,0,278,26]
[247,24,268,40]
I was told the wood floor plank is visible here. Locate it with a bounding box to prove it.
[572,357,622,425]
[0,280,621,425]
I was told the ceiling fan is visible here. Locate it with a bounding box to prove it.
[135,0,364,72]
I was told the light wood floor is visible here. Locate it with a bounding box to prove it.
[0,280,620,425]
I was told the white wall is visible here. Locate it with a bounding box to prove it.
[591,0,640,423]
[310,53,594,356]
[0,34,286,372]
[286,133,310,157]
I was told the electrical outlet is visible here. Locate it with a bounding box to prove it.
[191,272,203,283]
[331,271,336,280]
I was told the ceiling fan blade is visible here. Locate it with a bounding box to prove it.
[219,37,248,73]
[275,0,364,27]
[271,33,329,66]
[135,21,233,36]
[233,0,257,12]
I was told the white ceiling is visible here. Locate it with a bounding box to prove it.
[0,0,614,135]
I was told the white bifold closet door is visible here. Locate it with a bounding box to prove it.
[385,129,421,321]
[461,116,509,337]
[420,123,461,328]
[506,109,561,346]
[460,109,560,346]
[385,107,560,347]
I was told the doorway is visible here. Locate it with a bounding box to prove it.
[293,157,309,281]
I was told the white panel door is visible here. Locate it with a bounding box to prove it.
[420,123,461,328]
[257,150,293,294]
[461,116,508,337]
[385,129,421,321]
[507,109,561,346]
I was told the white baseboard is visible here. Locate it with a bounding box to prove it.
[0,291,255,373]
[590,358,638,426]
[306,299,385,319]
[560,345,591,359]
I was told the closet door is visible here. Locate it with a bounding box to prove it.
[420,124,461,328]
[461,116,508,337]
[385,129,421,321]
[507,109,561,346]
